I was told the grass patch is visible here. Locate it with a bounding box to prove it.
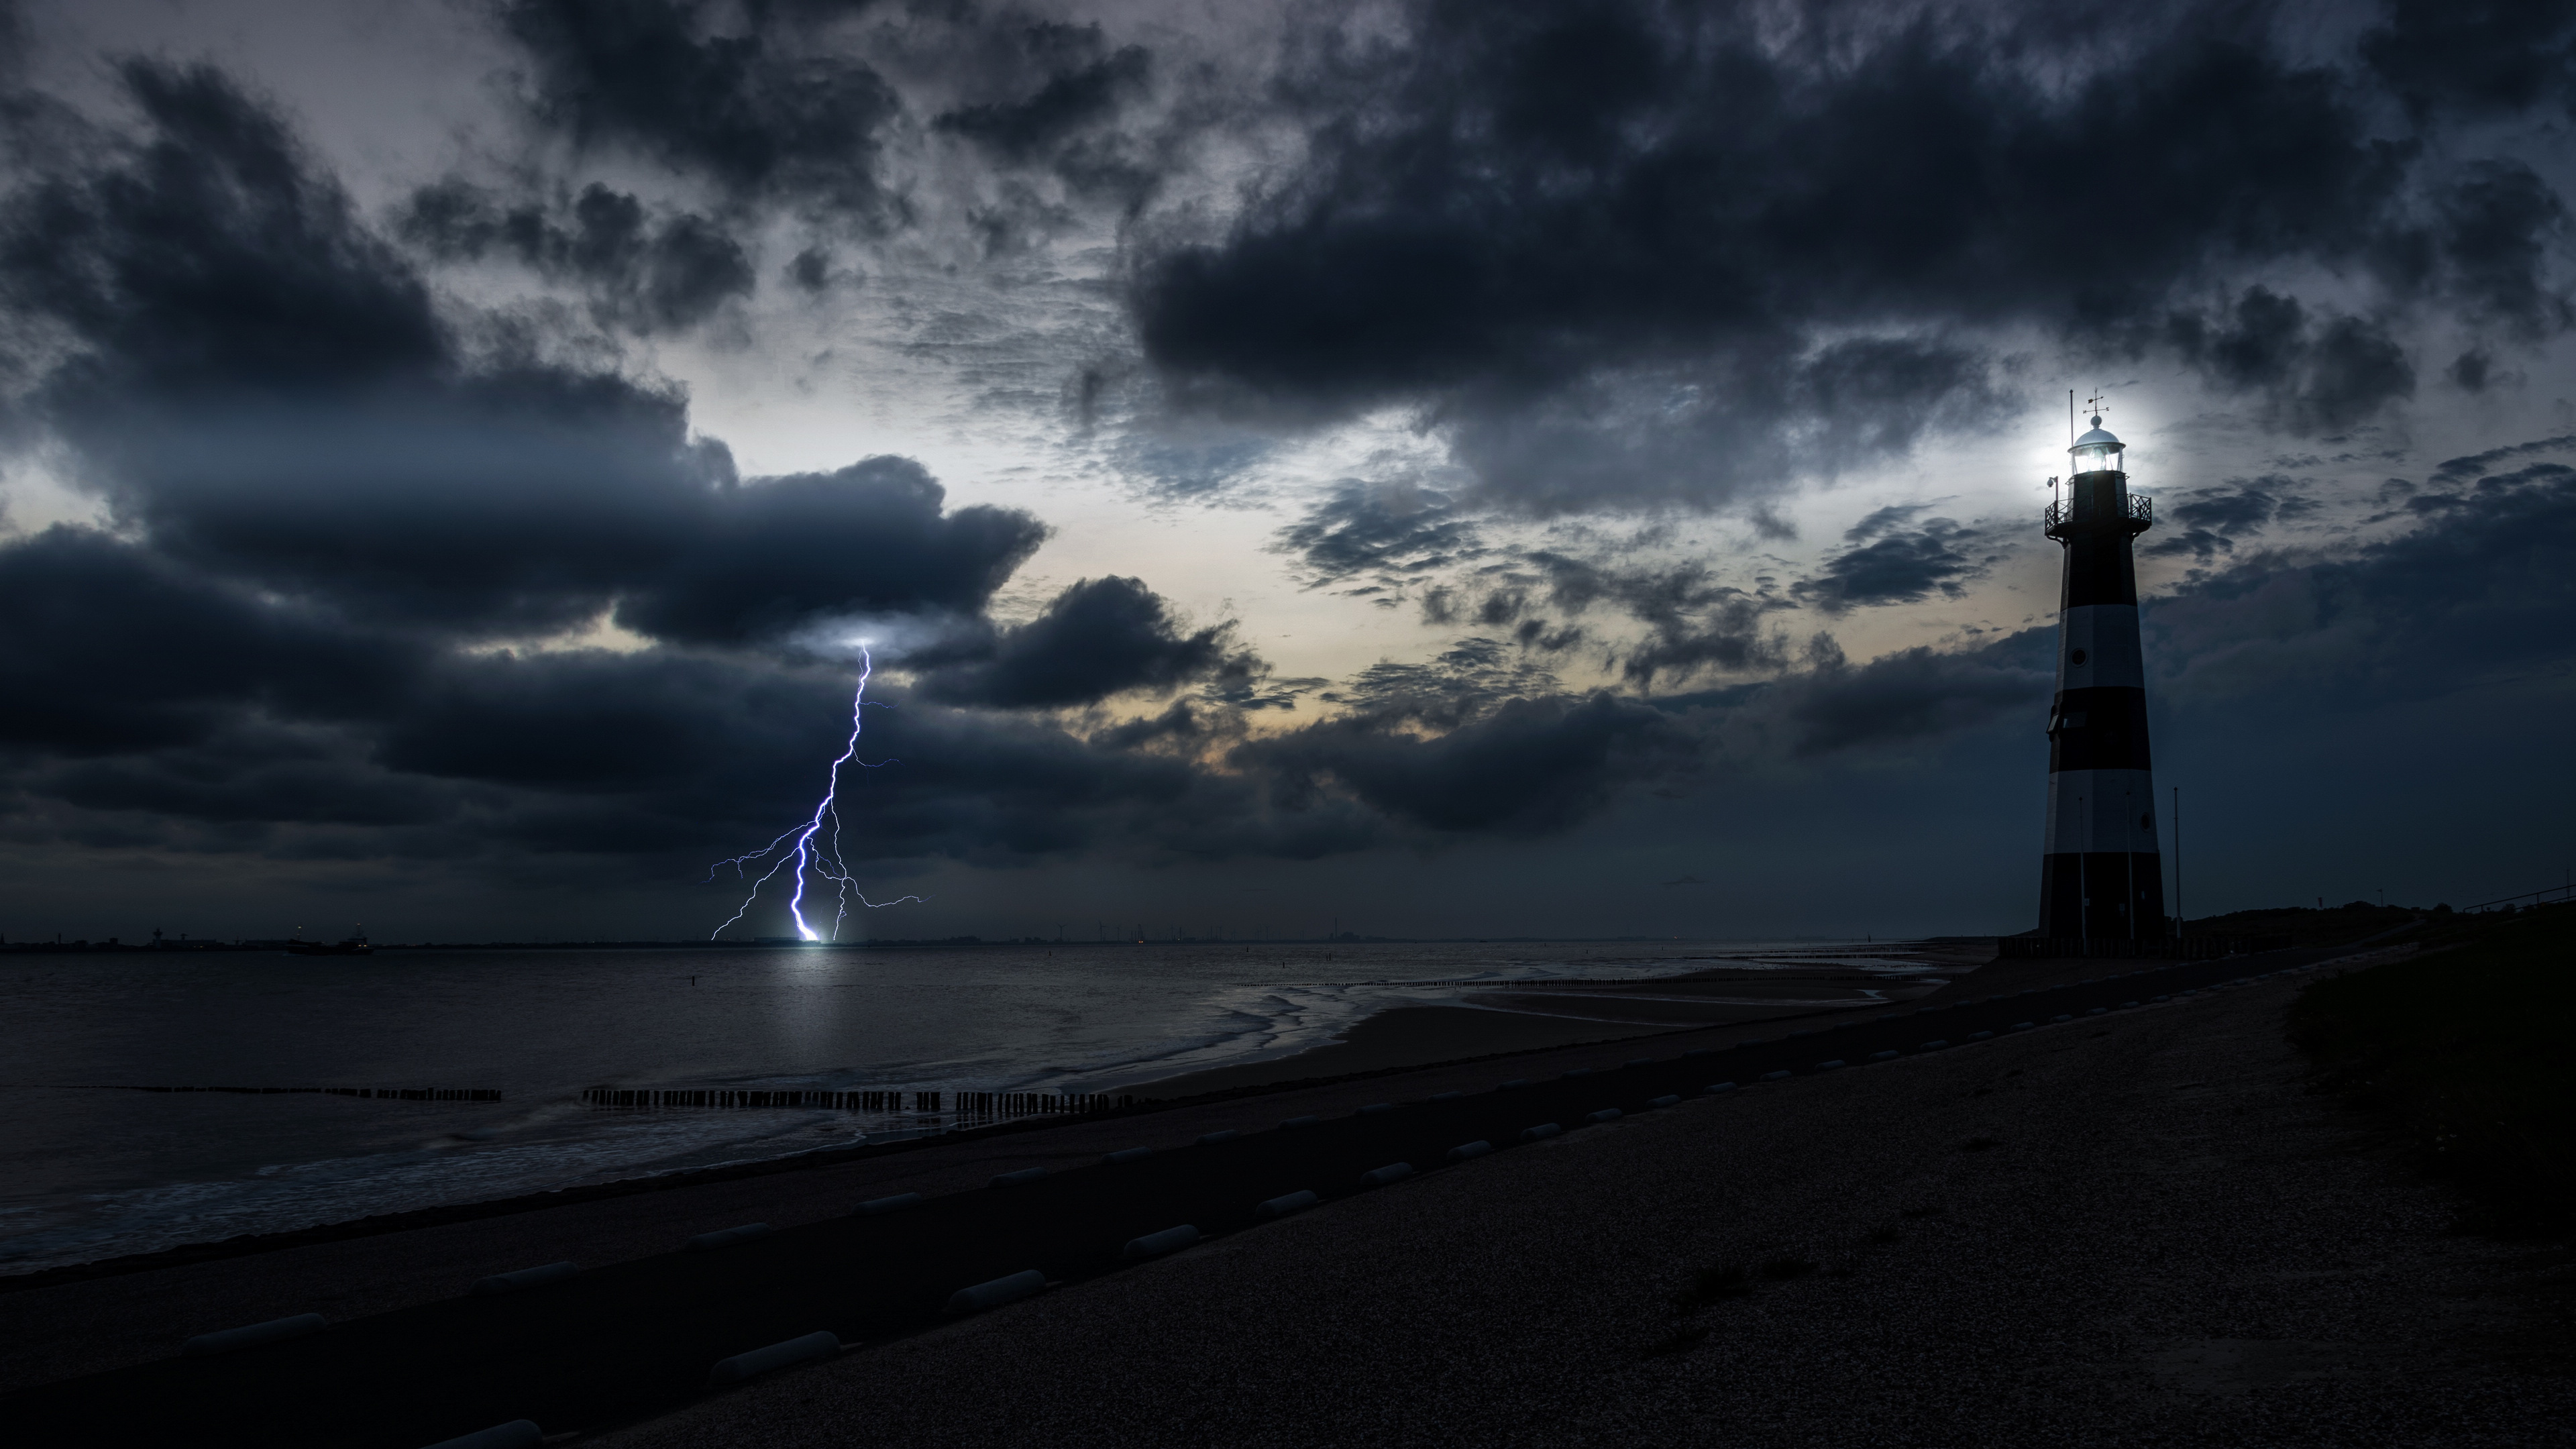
[2290,904,2576,1234]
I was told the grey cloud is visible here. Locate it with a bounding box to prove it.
[2142,475,2312,561]
[2428,431,2576,484]
[398,180,756,332]
[0,526,421,756]
[496,0,903,222]
[0,61,1040,645]
[1129,1,2432,508]
[1844,503,1939,543]
[2165,287,2415,434]
[1515,551,1791,688]
[2432,162,2572,337]
[2361,0,2576,119]
[934,23,1157,204]
[2147,458,2576,709]
[908,575,1270,710]
[1240,690,1698,836]
[1324,637,1562,717]
[1278,480,1483,587]
[1792,518,2012,613]
[3,60,448,400]
[1764,638,2051,759]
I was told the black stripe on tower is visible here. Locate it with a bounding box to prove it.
[2060,535,2137,606]
[2046,687,2153,771]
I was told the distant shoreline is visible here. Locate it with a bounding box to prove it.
[0,934,1931,955]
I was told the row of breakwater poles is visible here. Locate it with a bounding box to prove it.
[578,1087,1136,1118]
[110,1085,504,1100]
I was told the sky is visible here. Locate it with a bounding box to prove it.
[0,0,2570,943]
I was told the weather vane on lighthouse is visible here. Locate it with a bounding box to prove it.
[2037,394,2163,945]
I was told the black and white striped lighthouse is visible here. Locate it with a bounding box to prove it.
[2037,407,2165,940]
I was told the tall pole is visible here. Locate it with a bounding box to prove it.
[2171,785,2183,941]
[2077,792,2089,953]
[2125,784,2137,941]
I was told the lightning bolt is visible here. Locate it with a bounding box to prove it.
[708,647,924,941]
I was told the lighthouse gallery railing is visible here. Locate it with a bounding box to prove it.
[2043,492,2151,539]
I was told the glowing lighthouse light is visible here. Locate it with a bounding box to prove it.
[706,645,923,941]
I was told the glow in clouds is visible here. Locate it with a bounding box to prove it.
[708,647,924,940]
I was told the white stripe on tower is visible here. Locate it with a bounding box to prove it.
[2051,605,2145,691]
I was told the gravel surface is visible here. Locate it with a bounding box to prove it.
[592,971,2576,1448]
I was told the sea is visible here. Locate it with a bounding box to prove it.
[0,938,1924,1275]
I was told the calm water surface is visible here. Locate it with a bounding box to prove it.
[1,938,1917,1273]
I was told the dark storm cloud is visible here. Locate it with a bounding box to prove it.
[2360,0,2576,119]
[9,437,2568,879]
[1240,691,1698,835]
[0,526,419,755]
[1126,0,2447,506]
[934,23,1157,204]
[2148,461,2576,706]
[1439,337,2006,515]
[936,28,1146,162]
[11,14,2576,924]
[0,59,1383,881]
[2428,163,2573,337]
[1521,552,1790,687]
[2367,160,2575,340]
[1,60,449,398]
[398,180,756,332]
[2163,287,2415,435]
[1619,596,1788,688]
[2143,475,2317,561]
[612,459,1049,647]
[0,62,1043,643]
[495,0,902,221]
[908,575,1265,709]
[2428,433,2576,484]
[1792,517,2011,613]
[1756,635,2052,759]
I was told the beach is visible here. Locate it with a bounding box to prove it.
[15,934,2563,1449]
[0,938,1940,1277]
[590,941,2568,1448]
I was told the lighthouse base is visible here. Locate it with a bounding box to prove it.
[2038,851,2167,940]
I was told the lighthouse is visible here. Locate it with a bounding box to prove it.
[2037,405,2164,941]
